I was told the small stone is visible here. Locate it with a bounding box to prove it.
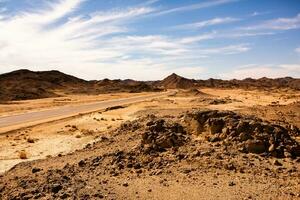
[209,135,220,142]
[284,151,292,158]
[268,144,275,152]
[60,193,70,199]
[133,163,141,169]
[27,138,35,143]
[245,140,266,154]
[182,168,191,174]
[51,184,62,193]
[273,160,283,166]
[122,182,129,187]
[32,167,41,173]
[239,132,252,141]
[225,163,236,171]
[228,181,236,186]
[78,160,86,167]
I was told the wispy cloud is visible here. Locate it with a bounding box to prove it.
[179,32,217,44]
[198,44,250,55]
[153,0,239,16]
[241,13,300,31]
[250,11,271,17]
[220,64,300,79]
[296,47,300,53]
[172,17,239,30]
[179,30,274,44]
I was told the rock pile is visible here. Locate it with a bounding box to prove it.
[140,119,189,152]
[184,110,300,158]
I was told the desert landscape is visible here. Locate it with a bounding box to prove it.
[1,0,300,199]
[0,70,299,199]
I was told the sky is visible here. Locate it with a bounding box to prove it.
[0,0,299,80]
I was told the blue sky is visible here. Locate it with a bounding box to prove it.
[0,0,299,80]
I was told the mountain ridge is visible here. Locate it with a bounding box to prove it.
[0,69,299,101]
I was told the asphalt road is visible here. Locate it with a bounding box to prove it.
[0,92,171,131]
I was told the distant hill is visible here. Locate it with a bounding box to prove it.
[160,73,196,89]
[159,73,299,90]
[195,77,300,90]
[0,69,89,101]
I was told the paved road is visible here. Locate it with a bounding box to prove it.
[0,92,171,131]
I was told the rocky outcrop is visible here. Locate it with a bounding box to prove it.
[184,110,300,158]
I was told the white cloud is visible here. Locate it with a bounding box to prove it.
[296,47,300,54]
[220,64,300,79]
[241,13,300,31]
[154,0,239,16]
[173,17,239,30]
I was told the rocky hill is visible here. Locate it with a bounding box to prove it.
[0,69,90,101]
[160,73,196,89]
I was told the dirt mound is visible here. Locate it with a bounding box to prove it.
[160,73,196,89]
[184,110,300,158]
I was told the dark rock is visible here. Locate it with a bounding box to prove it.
[209,135,220,142]
[273,160,283,166]
[78,160,86,167]
[245,140,266,154]
[239,132,252,141]
[228,181,236,186]
[51,184,62,194]
[60,193,70,199]
[32,167,41,173]
[208,118,224,134]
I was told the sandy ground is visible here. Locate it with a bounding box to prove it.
[0,88,299,174]
[0,92,167,173]
[0,88,299,199]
